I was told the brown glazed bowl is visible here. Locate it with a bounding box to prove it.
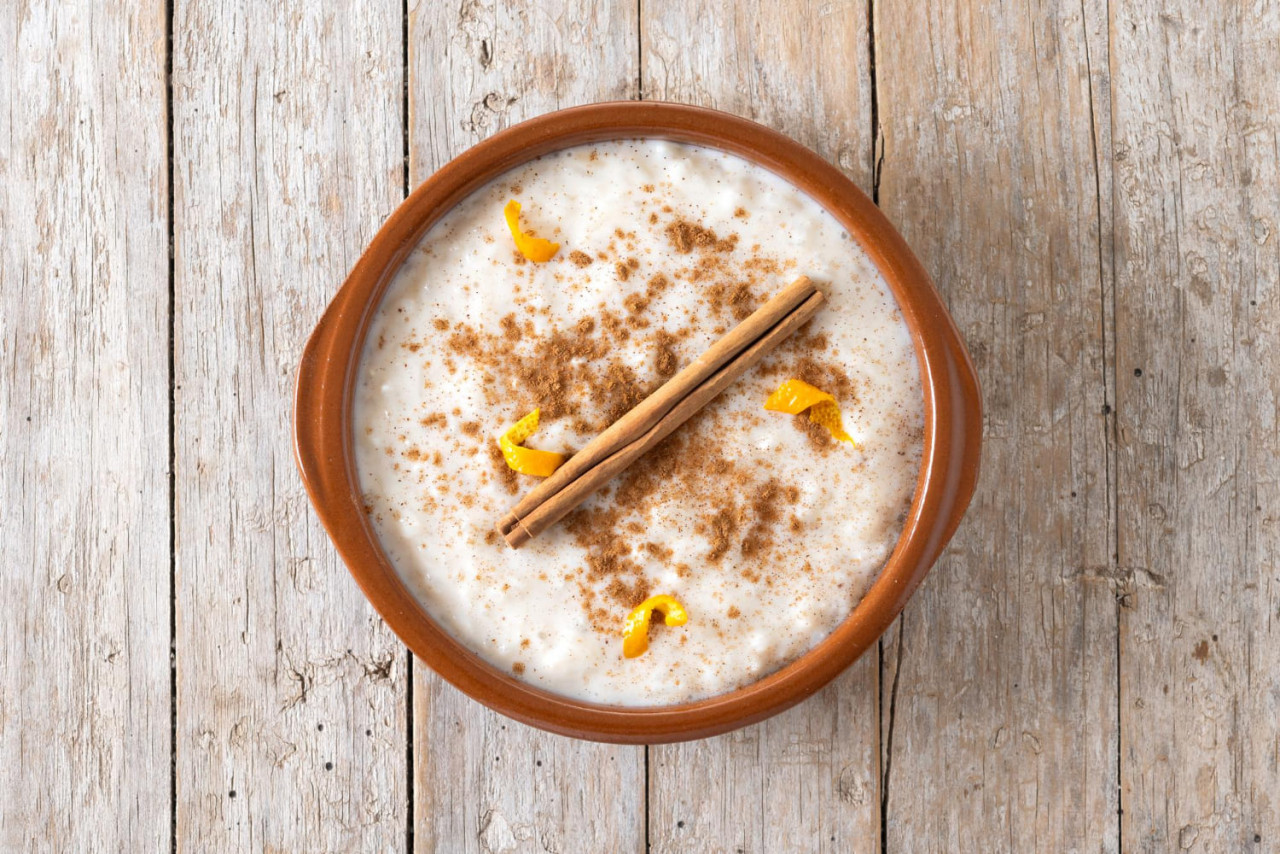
[294,101,981,743]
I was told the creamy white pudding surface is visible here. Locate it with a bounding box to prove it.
[354,140,922,705]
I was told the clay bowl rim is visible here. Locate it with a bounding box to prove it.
[293,100,982,744]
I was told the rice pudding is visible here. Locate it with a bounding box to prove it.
[354,140,923,706]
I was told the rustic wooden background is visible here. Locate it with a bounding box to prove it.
[3,0,1277,850]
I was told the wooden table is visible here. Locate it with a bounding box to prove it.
[4,1,1276,850]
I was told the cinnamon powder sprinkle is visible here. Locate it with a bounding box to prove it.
[646,274,671,298]
[653,330,679,377]
[706,280,761,321]
[643,541,674,561]
[740,479,799,558]
[499,313,523,341]
[705,506,740,563]
[561,406,808,626]
[664,219,738,254]
[569,250,593,267]
[487,444,519,494]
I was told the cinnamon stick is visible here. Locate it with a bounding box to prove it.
[497,275,815,540]
[497,277,824,549]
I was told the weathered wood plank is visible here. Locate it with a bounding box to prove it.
[1112,2,1280,849]
[407,2,646,851]
[648,666,880,853]
[172,2,407,850]
[875,0,1119,849]
[641,2,881,851]
[641,0,873,182]
[0,1,170,849]
[412,0,641,173]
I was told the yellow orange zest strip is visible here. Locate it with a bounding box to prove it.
[504,199,561,262]
[622,594,690,659]
[763,378,854,444]
[498,408,566,477]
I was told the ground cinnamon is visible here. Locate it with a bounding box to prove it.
[498,277,824,548]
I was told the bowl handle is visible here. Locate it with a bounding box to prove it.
[293,275,367,534]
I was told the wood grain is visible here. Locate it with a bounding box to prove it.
[641,1,881,850]
[172,2,407,850]
[0,1,171,849]
[411,0,641,180]
[875,0,1120,849]
[407,2,646,851]
[1112,2,1280,849]
[641,0,873,181]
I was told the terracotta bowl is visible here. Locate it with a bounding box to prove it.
[294,101,982,743]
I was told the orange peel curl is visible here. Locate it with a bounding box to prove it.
[622,594,689,659]
[498,408,566,477]
[764,379,854,444]
[504,199,560,262]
